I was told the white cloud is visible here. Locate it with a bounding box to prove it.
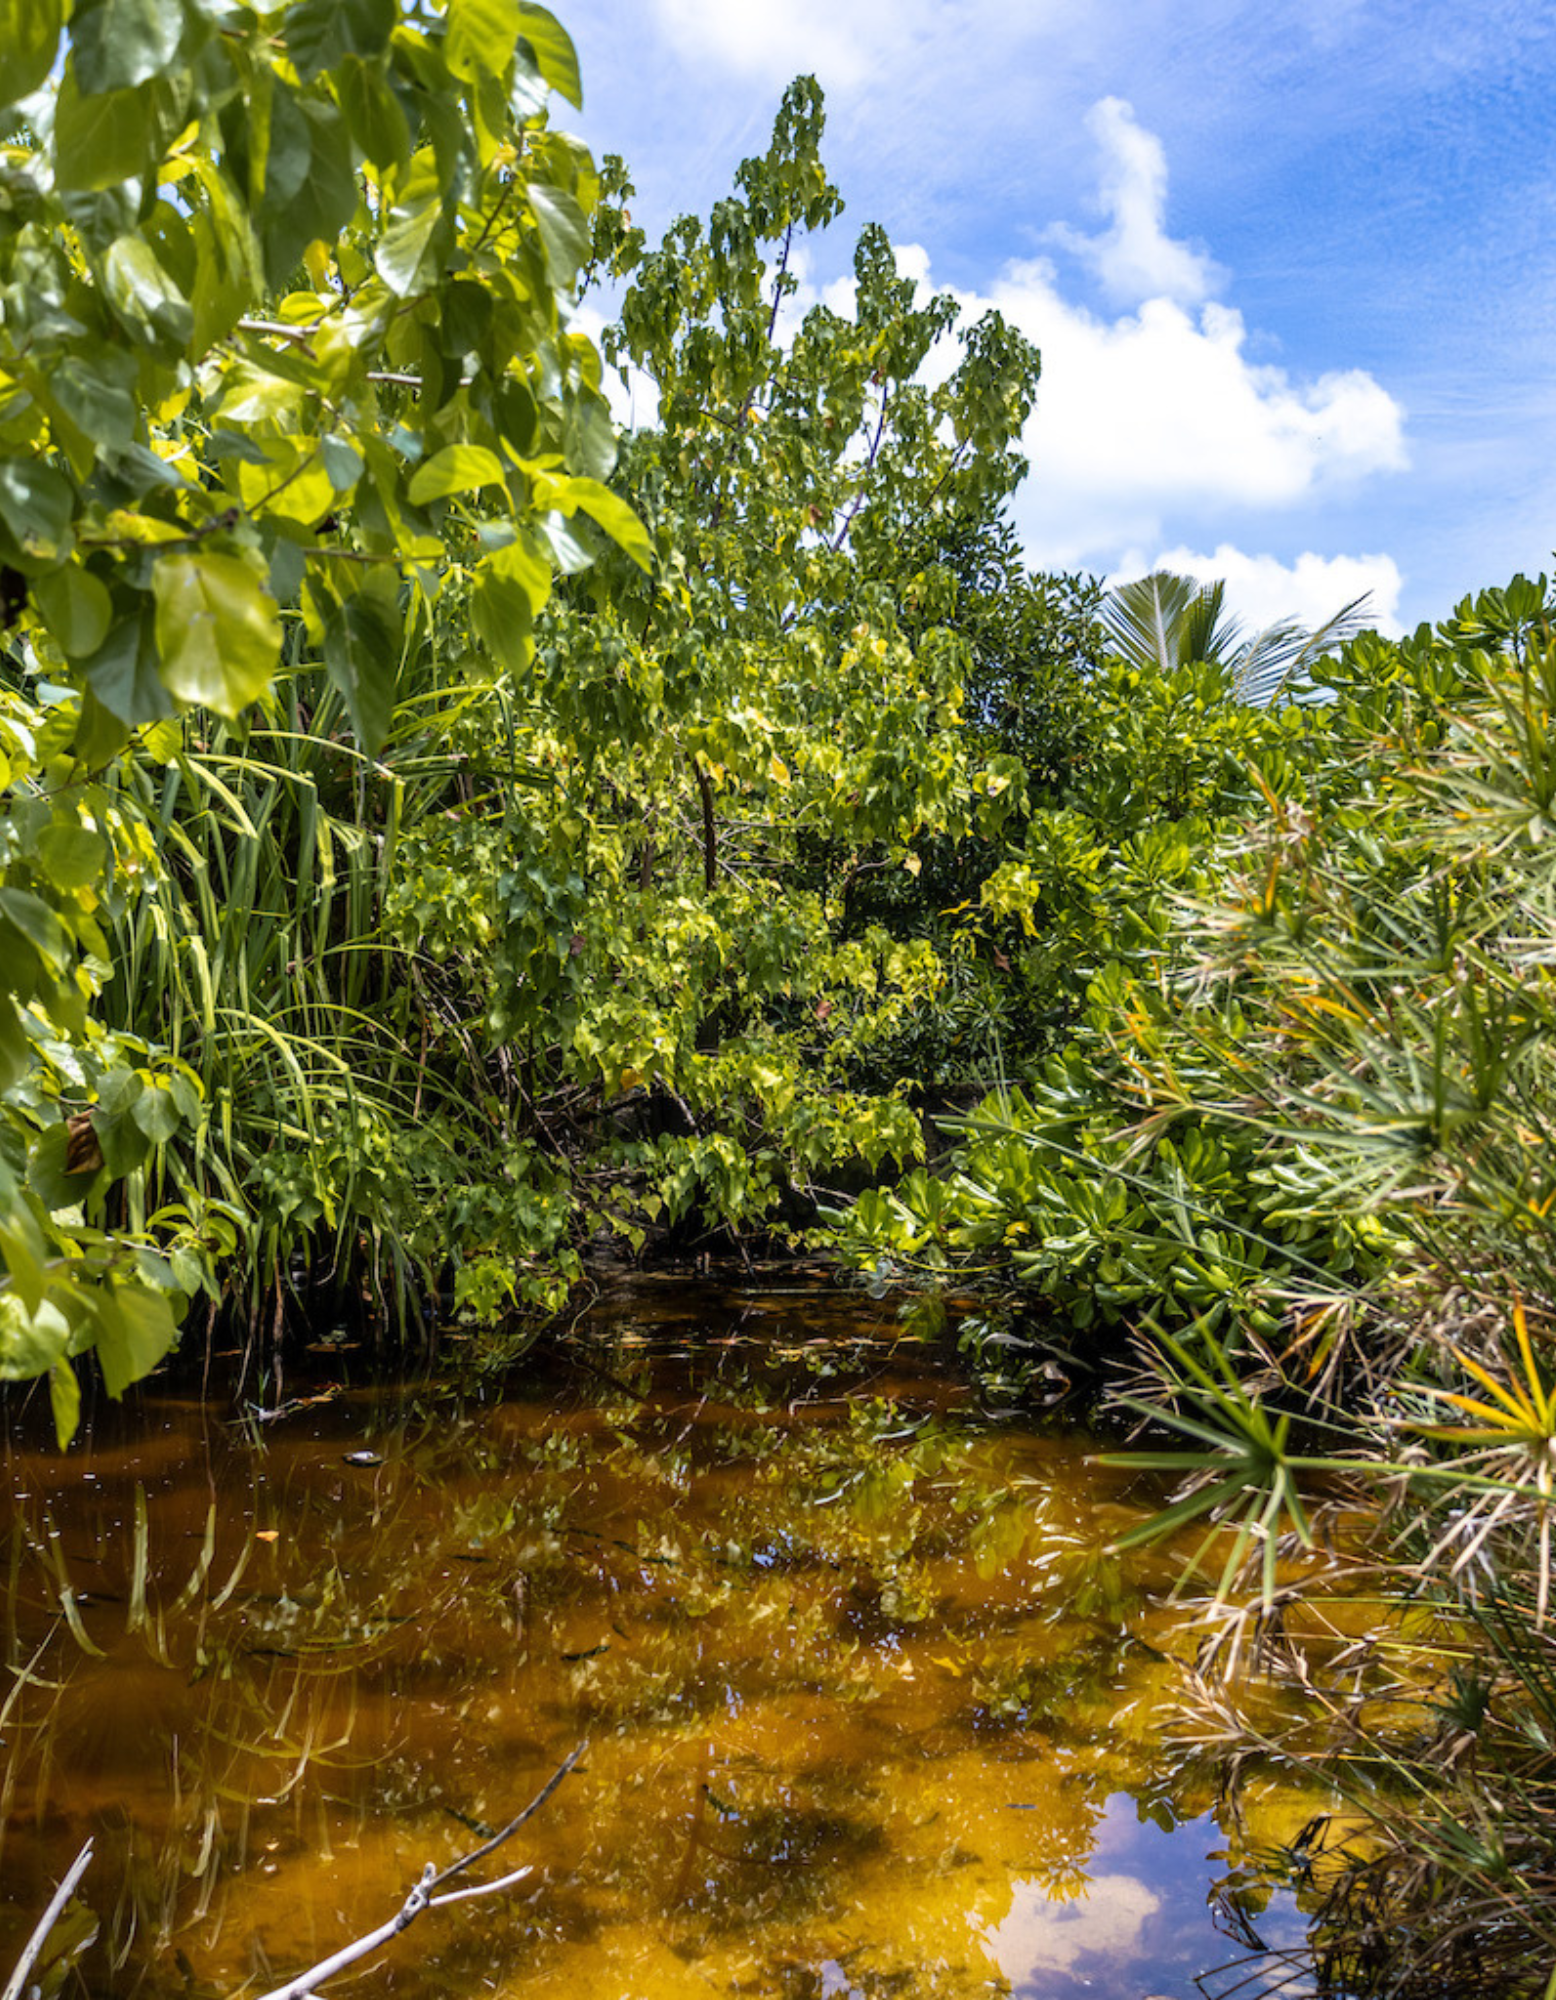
[1046,97,1222,307]
[1126,544,1405,636]
[578,83,1410,626]
[784,101,1408,578]
[572,298,662,430]
[647,0,933,90]
[984,255,1407,571]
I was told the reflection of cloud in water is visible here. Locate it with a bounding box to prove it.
[986,1871,1161,1980]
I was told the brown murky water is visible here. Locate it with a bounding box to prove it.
[1,1288,1339,1999]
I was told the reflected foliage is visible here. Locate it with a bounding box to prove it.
[1,1295,1339,1998]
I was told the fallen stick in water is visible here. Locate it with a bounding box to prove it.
[1,1839,95,2000]
[250,1743,586,2000]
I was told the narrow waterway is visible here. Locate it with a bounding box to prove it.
[1,1286,1340,1998]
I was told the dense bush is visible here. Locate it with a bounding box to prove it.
[843,571,1556,1995]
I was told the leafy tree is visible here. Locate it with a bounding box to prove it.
[2,59,1045,1404]
[376,84,1045,1255]
[0,0,641,1429]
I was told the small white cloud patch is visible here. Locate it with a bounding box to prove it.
[1046,97,1224,307]
[648,0,930,90]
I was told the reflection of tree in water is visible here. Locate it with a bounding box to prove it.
[2,1310,1329,1999]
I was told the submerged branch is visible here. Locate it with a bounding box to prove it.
[247,1743,585,2000]
[1,1840,94,2000]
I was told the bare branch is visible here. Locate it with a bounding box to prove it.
[426,1742,585,1893]
[248,1743,585,2000]
[831,387,891,554]
[2,1839,94,2000]
[237,318,318,350]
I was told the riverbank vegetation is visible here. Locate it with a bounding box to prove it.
[3,1,1556,1991]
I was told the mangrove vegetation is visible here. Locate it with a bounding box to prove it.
[3,0,1556,1991]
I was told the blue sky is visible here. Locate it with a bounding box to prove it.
[559,0,1556,635]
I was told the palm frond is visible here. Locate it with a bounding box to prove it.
[1100,570,1375,708]
[1099,570,1204,675]
[1232,593,1374,707]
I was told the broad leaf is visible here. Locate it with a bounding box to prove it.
[407,444,508,504]
[70,0,183,94]
[445,0,521,82]
[559,478,651,571]
[43,352,139,458]
[152,552,282,715]
[103,233,194,349]
[516,2,581,107]
[529,181,589,286]
[0,1296,71,1384]
[0,0,64,107]
[91,1283,178,1397]
[336,51,411,171]
[260,92,357,282]
[53,73,154,190]
[35,823,109,891]
[320,577,401,750]
[471,539,550,668]
[79,604,175,725]
[285,0,396,80]
[35,566,113,658]
[0,461,74,565]
[376,176,454,296]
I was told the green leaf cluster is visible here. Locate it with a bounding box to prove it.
[0,0,635,1427]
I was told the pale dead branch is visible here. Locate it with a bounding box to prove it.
[248,1742,585,2000]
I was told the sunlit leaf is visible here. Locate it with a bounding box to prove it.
[152,552,282,715]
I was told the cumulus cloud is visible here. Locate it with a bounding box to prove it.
[647,0,935,90]
[762,102,1408,579]
[1128,544,1405,636]
[992,257,1408,567]
[1046,97,1223,307]
[578,82,1411,634]
[988,1872,1160,1980]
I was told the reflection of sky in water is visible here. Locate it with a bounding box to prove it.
[985,1795,1318,2000]
[0,1301,1341,2000]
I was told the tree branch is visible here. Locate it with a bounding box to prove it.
[1,1839,94,2000]
[831,387,891,553]
[248,1743,585,2000]
[691,756,717,894]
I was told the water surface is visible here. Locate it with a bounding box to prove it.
[0,1286,1336,1998]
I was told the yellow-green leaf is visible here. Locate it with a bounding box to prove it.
[408,445,509,506]
[516,2,581,107]
[0,0,63,108]
[557,478,651,572]
[35,566,113,658]
[152,551,281,716]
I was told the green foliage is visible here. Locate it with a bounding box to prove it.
[863,570,1556,1994]
[1100,567,1372,707]
[336,85,1045,1267]
[0,0,637,1426]
[2,65,1051,1400]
